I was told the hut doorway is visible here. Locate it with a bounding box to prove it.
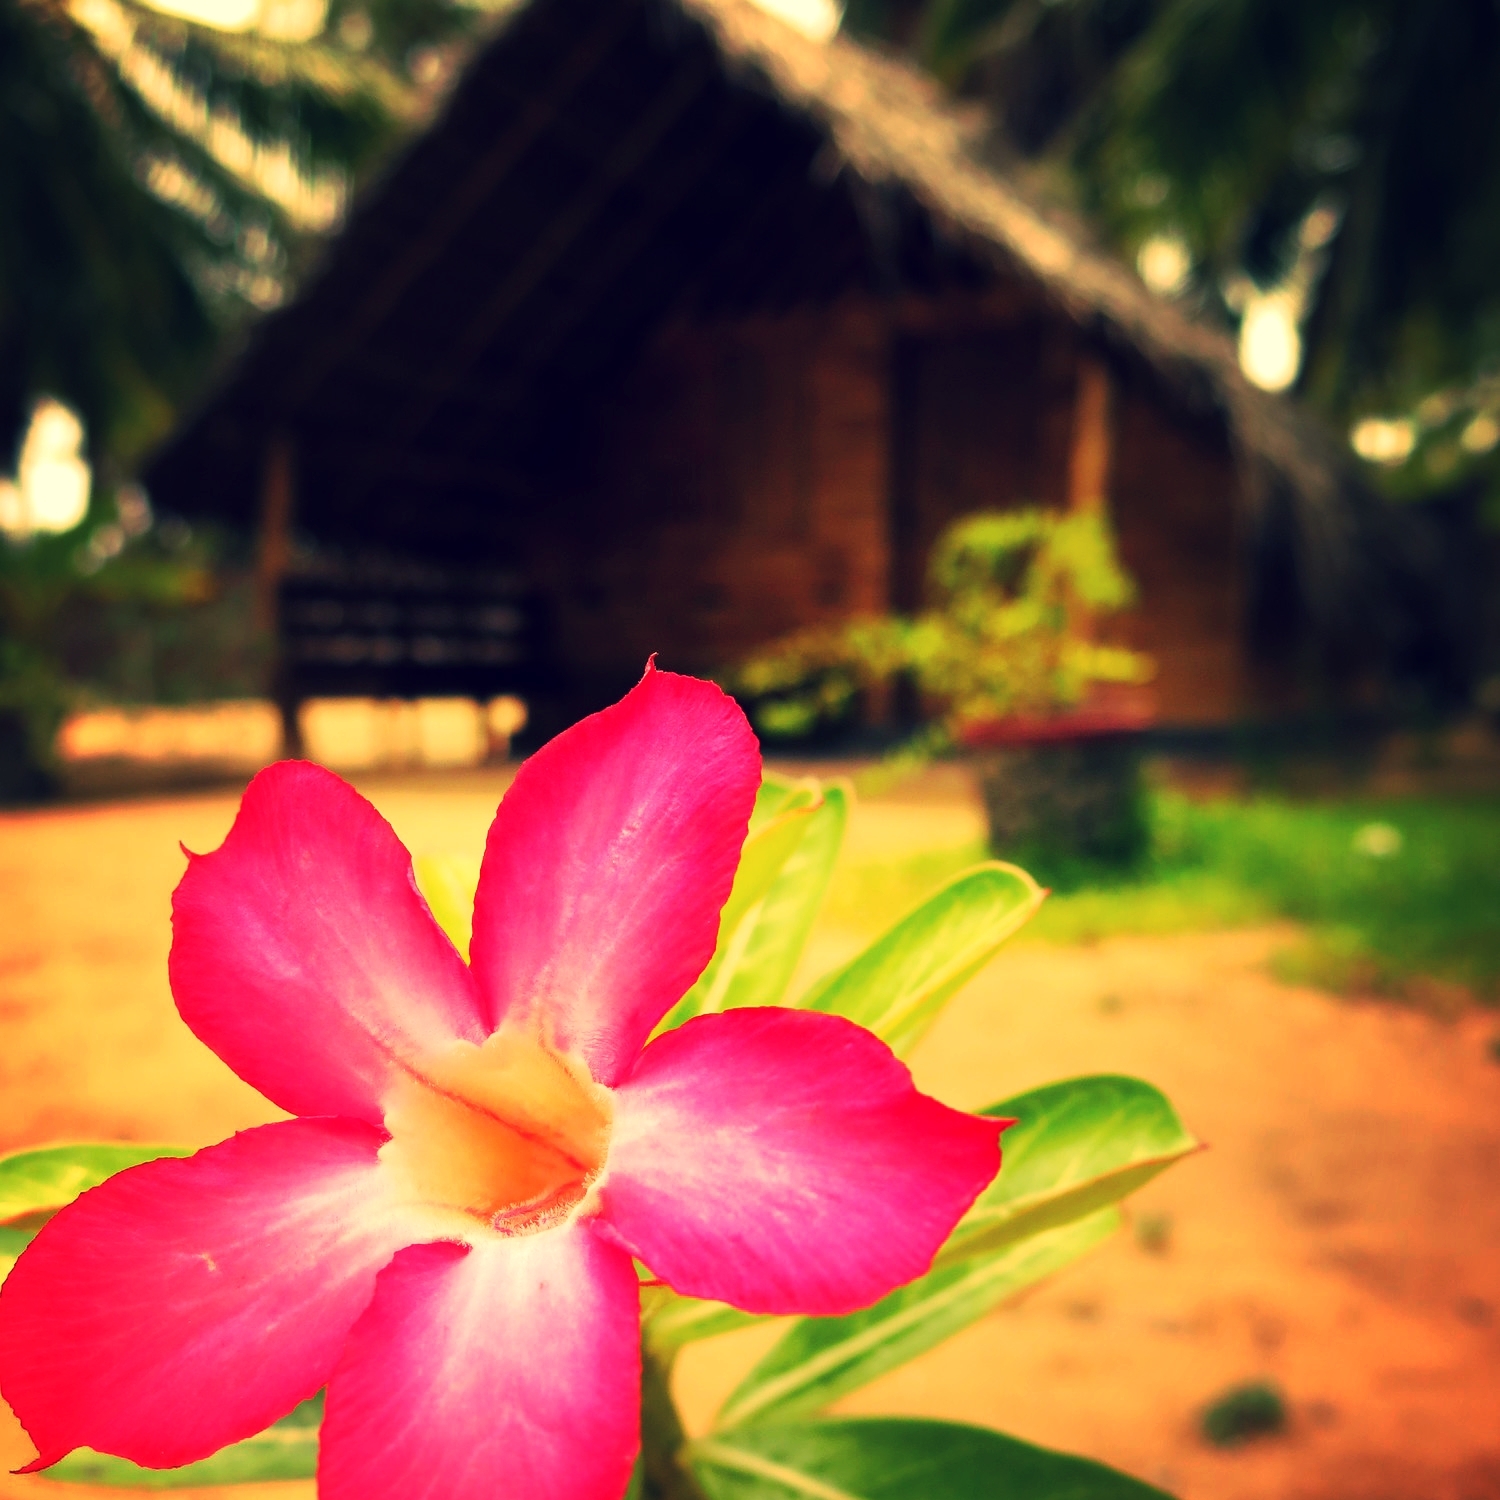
[888,325,1078,612]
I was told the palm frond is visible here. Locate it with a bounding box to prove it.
[58,0,417,229]
[1,0,217,459]
[106,0,422,118]
[1,0,456,465]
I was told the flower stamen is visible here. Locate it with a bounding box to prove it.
[379,1027,611,1237]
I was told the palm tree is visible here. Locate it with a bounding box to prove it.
[0,0,470,472]
[844,0,1500,472]
[0,0,481,797]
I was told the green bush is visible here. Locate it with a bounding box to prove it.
[1200,1382,1287,1448]
[1151,793,1500,994]
[823,787,1500,996]
[0,502,267,801]
[731,509,1152,740]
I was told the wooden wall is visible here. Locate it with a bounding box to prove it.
[889,316,1249,725]
[537,302,889,682]
[533,291,1255,726]
[889,320,1077,609]
[1108,380,1249,724]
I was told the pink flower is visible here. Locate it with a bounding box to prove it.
[0,667,1003,1500]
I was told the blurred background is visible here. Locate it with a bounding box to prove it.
[1,0,1498,1494]
[4,0,1500,793]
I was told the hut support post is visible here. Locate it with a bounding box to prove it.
[885,332,923,729]
[1067,354,1113,516]
[256,433,300,756]
[1066,355,1114,646]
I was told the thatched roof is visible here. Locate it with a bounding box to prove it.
[145,0,1375,629]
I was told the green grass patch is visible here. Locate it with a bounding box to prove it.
[1200,1381,1287,1447]
[821,792,1500,997]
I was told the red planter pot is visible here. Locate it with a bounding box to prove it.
[954,701,1156,748]
[954,692,1157,871]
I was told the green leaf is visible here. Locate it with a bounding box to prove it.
[644,1292,767,1355]
[714,1209,1118,1430]
[623,1455,646,1500]
[43,1395,323,1488]
[413,853,482,960]
[938,1076,1199,1268]
[660,784,824,1031]
[662,779,849,1031]
[800,862,1045,1055]
[724,782,849,1013]
[0,1143,193,1223]
[0,1223,35,1285]
[113,0,420,117]
[751,773,819,829]
[692,1416,1172,1498]
[0,1143,195,1290]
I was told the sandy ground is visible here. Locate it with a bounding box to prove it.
[1,768,1498,1499]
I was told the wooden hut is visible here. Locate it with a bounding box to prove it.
[144,0,1375,735]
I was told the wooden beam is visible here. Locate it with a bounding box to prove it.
[393,53,721,450]
[740,183,862,314]
[345,287,1040,417]
[666,156,821,321]
[1065,352,1115,649]
[317,357,524,415]
[459,96,757,435]
[885,285,1038,332]
[255,432,295,634]
[887,333,923,616]
[306,439,539,499]
[282,0,639,409]
[255,432,301,755]
[1067,352,1114,515]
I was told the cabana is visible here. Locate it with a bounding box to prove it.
[144,0,1377,734]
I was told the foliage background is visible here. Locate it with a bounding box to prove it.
[842,0,1500,512]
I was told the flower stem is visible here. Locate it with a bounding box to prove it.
[638,1340,708,1500]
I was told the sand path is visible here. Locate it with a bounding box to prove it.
[0,770,1496,1500]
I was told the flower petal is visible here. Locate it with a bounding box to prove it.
[601,1008,1004,1315]
[171,760,485,1123]
[470,665,759,1085]
[318,1225,640,1500]
[0,1119,412,1471]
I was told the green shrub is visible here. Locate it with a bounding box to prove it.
[731,509,1152,740]
[1200,1381,1287,1447]
[822,787,1500,995]
[0,503,267,801]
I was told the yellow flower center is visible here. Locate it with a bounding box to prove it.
[379,1028,612,1237]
